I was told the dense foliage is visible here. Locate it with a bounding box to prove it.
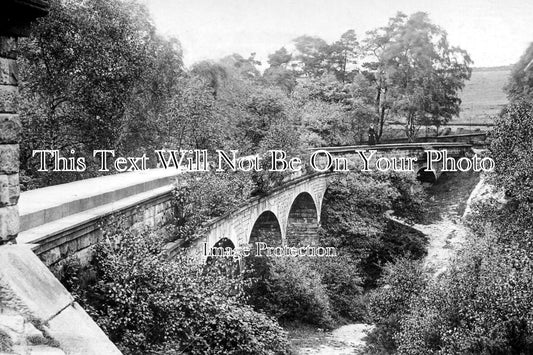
[244,257,335,328]
[489,100,533,202]
[240,170,427,329]
[19,1,471,189]
[63,228,291,355]
[365,46,533,354]
[319,171,428,287]
[364,12,472,141]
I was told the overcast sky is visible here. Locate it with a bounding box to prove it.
[142,0,533,68]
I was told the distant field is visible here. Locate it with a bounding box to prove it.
[456,66,511,124]
[380,66,511,141]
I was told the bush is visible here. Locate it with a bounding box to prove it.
[66,228,291,354]
[319,172,428,287]
[395,237,533,355]
[366,224,533,354]
[364,259,427,354]
[373,171,427,224]
[306,256,366,322]
[489,100,533,203]
[243,256,334,328]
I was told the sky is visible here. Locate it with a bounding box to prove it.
[142,0,533,69]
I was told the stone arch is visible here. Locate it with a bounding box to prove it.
[417,167,437,183]
[286,192,319,246]
[205,237,239,276]
[249,211,282,247]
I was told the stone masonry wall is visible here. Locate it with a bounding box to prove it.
[0,36,21,244]
[38,191,175,269]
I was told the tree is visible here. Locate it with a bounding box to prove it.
[267,47,293,67]
[327,29,360,82]
[364,12,472,142]
[219,53,261,80]
[190,60,228,98]
[18,0,184,186]
[264,47,297,93]
[489,100,533,202]
[291,74,375,145]
[162,77,220,151]
[293,35,330,77]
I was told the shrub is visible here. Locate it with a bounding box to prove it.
[306,256,366,322]
[373,171,427,224]
[243,256,334,328]
[364,258,427,354]
[395,237,533,355]
[67,228,291,354]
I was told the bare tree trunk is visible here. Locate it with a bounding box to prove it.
[405,112,415,142]
[375,86,387,143]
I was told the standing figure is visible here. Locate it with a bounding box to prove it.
[368,125,377,145]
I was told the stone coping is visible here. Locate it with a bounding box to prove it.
[18,185,174,247]
[312,142,473,152]
[19,169,180,232]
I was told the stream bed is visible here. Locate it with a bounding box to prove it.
[290,171,482,354]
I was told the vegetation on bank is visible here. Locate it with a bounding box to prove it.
[363,44,533,354]
[61,227,291,355]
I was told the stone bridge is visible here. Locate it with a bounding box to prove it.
[168,173,330,259]
[15,142,473,266]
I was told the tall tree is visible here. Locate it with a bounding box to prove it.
[264,47,296,93]
[293,35,330,77]
[327,29,360,82]
[18,0,184,186]
[191,60,228,98]
[267,47,293,68]
[364,12,472,142]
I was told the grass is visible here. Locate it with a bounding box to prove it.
[456,67,511,124]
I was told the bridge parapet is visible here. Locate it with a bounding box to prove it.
[18,169,180,266]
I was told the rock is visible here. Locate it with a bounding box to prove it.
[463,175,506,218]
[0,205,19,241]
[0,144,18,174]
[0,315,24,334]
[27,345,66,355]
[24,323,44,339]
[0,114,21,143]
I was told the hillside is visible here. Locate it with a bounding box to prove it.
[456,66,511,124]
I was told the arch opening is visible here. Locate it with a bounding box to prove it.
[286,192,319,246]
[205,237,240,277]
[249,211,282,250]
[417,167,437,183]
